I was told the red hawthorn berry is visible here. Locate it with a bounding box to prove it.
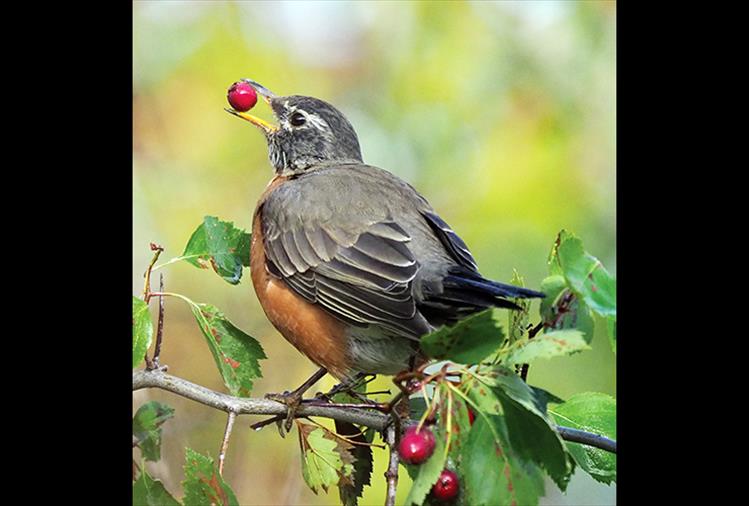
[398,425,436,465]
[431,469,460,501]
[227,81,258,112]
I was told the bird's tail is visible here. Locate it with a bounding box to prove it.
[441,266,545,310]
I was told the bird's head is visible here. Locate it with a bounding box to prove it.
[226,79,363,176]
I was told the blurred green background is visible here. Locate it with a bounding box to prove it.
[133,1,616,505]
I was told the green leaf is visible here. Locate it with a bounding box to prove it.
[133,401,175,462]
[133,297,153,368]
[190,303,266,397]
[409,397,428,421]
[530,386,565,413]
[507,270,530,347]
[133,468,181,506]
[504,329,590,365]
[335,420,372,506]
[437,381,472,462]
[550,393,617,484]
[607,316,616,353]
[461,414,544,506]
[554,231,616,320]
[421,309,504,364]
[182,216,252,285]
[547,230,574,276]
[182,448,239,506]
[297,422,353,495]
[404,425,447,506]
[539,275,595,343]
[472,367,574,490]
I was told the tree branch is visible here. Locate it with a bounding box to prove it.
[384,423,399,506]
[132,369,389,431]
[218,411,237,476]
[556,426,616,454]
[132,369,616,454]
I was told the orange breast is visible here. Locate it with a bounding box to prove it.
[250,176,352,380]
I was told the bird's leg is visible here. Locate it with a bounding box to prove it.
[264,367,328,432]
[315,372,372,401]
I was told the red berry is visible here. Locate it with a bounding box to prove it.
[227,81,258,112]
[398,425,435,465]
[431,469,459,501]
[467,408,475,426]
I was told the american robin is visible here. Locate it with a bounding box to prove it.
[226,79,544,395]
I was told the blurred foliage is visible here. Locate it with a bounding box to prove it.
[133,1,615,505]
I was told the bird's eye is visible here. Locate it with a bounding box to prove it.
[290,112,306,127]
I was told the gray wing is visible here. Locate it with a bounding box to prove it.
[421,211,479,272]
[261,208,432,340]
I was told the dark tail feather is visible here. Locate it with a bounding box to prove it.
[443,275,545,300]
[420,268,545,326]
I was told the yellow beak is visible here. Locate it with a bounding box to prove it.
[225,78,279,134]
[224,108,279,134]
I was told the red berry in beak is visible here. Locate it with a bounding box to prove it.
[431,469,459,501]
[398,425,436,465]
[227,81,258,112]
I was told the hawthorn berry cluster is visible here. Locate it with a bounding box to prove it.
[396,410,474,503]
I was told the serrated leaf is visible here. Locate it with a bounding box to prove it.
[504,329,590,365]
[472,367,574,490]
[133,468,181,506]
[554,231,616,320]
[437,382,472,463]
[335,420,372,506]
[461,414,544,506]
[182,448,239,506]
[133,297,153,368]
[547,230,575,276]
[404,426,447,506]
[539,276,595,343]
[133,401,175,462]
[549,393,617,484]
[190,303,266,397]
[607,316,616,353]
[421,309,504,364]
[182,216,252,285]
[297,422,353,495]
[530,386,565,413]
[507,271,530,346]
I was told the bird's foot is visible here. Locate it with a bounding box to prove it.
[264,389,305,434]
[260,367,329,434]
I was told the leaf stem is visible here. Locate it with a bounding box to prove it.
[151,254,205,272]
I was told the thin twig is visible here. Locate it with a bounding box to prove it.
[132,369,617,454]
[218,411,237,476]
[148,273,166,370]
[384,422,399,506]
[520,321,545,382]
[142,243,164,370]
[142,243,164,303]
[556,426,617,454]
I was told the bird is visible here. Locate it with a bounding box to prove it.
[226,79,544,397]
